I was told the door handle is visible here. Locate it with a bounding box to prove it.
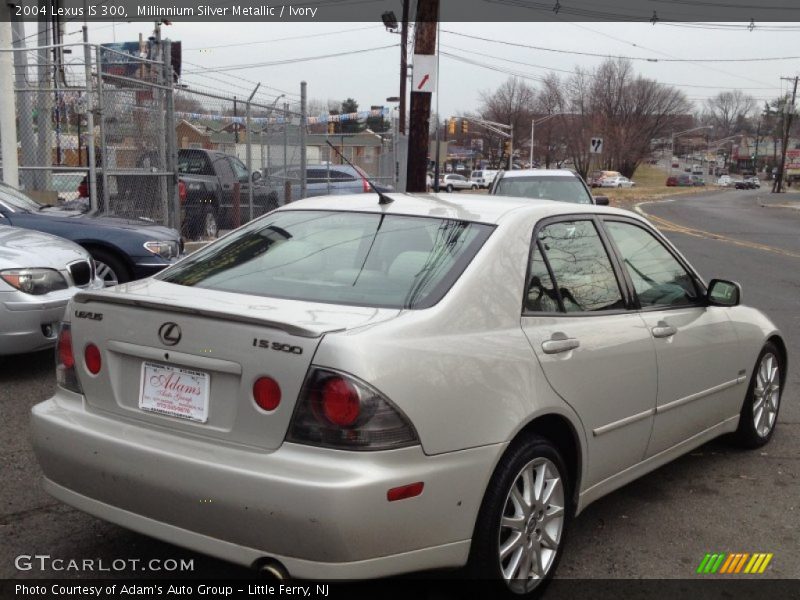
[652,323,677,338]
[541,333,580,354]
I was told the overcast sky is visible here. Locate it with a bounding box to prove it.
[44,19,800,119]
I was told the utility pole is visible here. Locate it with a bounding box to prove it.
[10,12,34,189]
[406,0,439,193]
[398,0,409,135]
[773,76,798,194]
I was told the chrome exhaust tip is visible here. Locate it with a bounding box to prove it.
[256,559,289,581]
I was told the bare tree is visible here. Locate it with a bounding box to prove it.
[703,90,757,138]
[478,77,537,165]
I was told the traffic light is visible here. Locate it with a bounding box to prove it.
[448,118,456,135]
[461,119,468,134]
[328,122,335,135]
[504,140,512,155]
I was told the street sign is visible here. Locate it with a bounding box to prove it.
[589,137,604,154]
[412,54,437,93]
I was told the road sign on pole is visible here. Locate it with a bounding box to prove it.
[412,54,437,93]
[590,137,604,154]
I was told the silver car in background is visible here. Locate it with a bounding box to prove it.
[0,226,102,355]
[32,195,785,596]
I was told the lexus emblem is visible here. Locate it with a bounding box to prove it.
[158,322,182,346]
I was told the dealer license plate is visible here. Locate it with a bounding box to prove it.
[139,361,210,423]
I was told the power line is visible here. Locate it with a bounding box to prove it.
[182,44,398,75]
[441,29,800,63]
[441,43,781,91]
[183,25,380,51]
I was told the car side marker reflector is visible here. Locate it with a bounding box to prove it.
[387,482,424,502]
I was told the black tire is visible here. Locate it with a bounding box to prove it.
[89,248,131,286]
[446,184,454,193]
[469,435,571,598]
[732,342,784,448]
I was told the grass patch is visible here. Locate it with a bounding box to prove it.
[599,165,718,210]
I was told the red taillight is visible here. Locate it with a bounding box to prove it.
[361,177,370,193]
[178,180,187,204]
[57,327,75,369]
[253,376,281,412]
[321,376,360,426]
[84,343,102,375]
[387,482,424,502]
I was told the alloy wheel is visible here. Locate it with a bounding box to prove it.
[753,353,780,438]
[498,457,565,593]
[94,261,119,287]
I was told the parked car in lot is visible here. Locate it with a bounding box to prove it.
[589,170,620,187]
[31,193,784,593]
[0,226,102,355]
[440,173,478,192]
[178,149,278,239]
[490,169,608,205]
[0,182,183,286]
[716,175,733,187]
[267,164,392,205]
[599,175,635,188]
[691,175,706,186]
[691,164,704,175]
[666,174,693,187]
[735,178,760,190]
[470,170,498,189]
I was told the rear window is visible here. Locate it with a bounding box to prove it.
[159,210,494,309]
[493,176,593,204]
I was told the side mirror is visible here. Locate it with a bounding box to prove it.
[594,196,610,206]
[707,279,741,307]
[251,170,262,183]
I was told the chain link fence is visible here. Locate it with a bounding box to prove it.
[5,39,403,239]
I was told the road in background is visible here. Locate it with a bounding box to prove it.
[1,188,797,584]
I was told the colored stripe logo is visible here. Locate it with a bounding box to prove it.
[696,552,773,574]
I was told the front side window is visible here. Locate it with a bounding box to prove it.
[533,220,625,313]
[604,221,699,308]
[493,176,593,204]
[159,210,494,309]
[229,157,250,182]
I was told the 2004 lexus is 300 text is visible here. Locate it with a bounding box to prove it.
[31,193,786,597]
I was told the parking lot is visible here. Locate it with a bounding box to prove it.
[1,188,797,585]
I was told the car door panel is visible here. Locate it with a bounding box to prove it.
[520,218,657,487]
[639,308,741,457]
[600,218,743,457]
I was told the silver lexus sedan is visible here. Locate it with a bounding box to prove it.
[31,194,785,596]
[0,225,102,355]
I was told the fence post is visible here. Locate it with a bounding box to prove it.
[163,40,179,231]
[10,17,33,188]
[95,45,110,213]
[283,102,288,204]
[0,16,18,187]
[83,29,98,212]
[300,81,307,199]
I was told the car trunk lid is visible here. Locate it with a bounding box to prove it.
[69,279,400,450]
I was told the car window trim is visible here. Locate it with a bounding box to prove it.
[521,213,635,318]
[597,215,707,311]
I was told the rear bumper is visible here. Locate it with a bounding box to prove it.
[31,392,502,579]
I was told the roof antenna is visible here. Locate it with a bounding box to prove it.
[325,140,394,205]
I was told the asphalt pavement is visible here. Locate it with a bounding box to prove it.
[1,187,798,586]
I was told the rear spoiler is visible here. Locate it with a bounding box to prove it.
[73,291,340,339]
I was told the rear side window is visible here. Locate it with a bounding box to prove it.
[177,152,213,176]
[528,220,625,313]
[493,176,593,204]
[159,210,494,309]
